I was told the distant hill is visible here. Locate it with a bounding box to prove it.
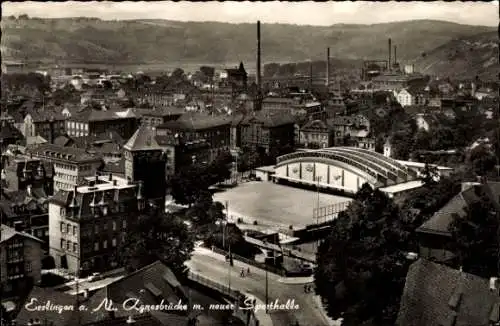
[413,31,499,80]
[1,17,496,77]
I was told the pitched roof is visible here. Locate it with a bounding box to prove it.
[133,107,185,118]
[15,287,79,326]
[158,112,232,131]
[28,108,66,122]
[124,125,164,152]
[396,259,500,326]
[82,261,189,324]
[26,135,48,146]
[27,143,103,164]
[301,119,330,131]
[417,182,500,236]
[54,135,74,147]
[241,111,295,127]
[0,224,43,244]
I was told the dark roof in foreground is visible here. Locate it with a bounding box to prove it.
[396,259,500,326]
[15,287,78,326]
[417,182,500,236]
[158,112,232,131]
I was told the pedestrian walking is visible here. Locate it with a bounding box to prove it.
[240,268,245,277]
[247,267,250,275]
[304,284,308,293]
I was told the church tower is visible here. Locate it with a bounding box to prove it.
[124,125,167,210]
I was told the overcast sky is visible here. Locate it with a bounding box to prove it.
[2,1,498,26]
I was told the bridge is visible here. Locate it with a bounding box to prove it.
[274,147,419,195]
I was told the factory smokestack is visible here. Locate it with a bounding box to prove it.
[257,21,261,91]
[394,45,397,65]
[326,47,330,87]
[388,38,392,72]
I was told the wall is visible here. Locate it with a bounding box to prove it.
[0,245,6,285]
[48,203,64,268]
[275,161,369,193]
[24,238,42,285]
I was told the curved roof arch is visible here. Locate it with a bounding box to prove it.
[276,147,418,186]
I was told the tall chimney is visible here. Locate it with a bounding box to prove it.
[388,38,392,72]
[326,47,330,87]
[394,45,397,65]
[256,20,262,108]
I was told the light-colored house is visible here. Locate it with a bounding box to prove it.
[396,88,426,107]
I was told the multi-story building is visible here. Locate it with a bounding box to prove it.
[329,114,371,146]
[221,62,248,93]
[1,153,52,194]
[0,119,24,152]
[239,111,296,157]
[48,174,143,275]
[137,91,175,107]
[156,113,231,162]
[124,127,167,208]
[65,108,139,140]
[125,125,211,182]
[21,111,66,143]
[0,153,52,247]
[27,144,103,192]
[371,73,428,92]
[299,119,335,149]
[134,107,184,127]
[0,224,43,297]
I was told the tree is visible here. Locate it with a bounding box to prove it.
[469,144,497,177]
[200,66,215,79]
[171,68,186,82]
[315,184,411,326]
[203,222,260,258]
[449,194,500,278]
[420,163,440,185]
[206,150,233,184]
[170,164,207,207]
[121,211,194,274]
[185,190,224,225]
[238,146,262,172]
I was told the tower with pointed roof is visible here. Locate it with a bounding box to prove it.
[123,125,167,209]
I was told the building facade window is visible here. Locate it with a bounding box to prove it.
[60,222,65,233]
[94,242,99,251]
[103,240,107,249]
[61,239,65,249]
[112,238,117,247]
[73,226,77,236]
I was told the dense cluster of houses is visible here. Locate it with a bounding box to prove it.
[1,61,499,325]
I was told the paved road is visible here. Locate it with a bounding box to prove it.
[187,247,331,326]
